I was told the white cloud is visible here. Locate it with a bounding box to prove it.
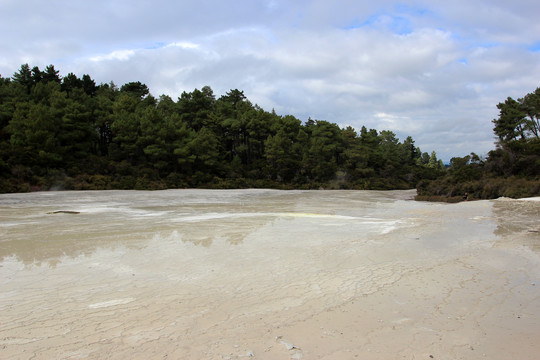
[165,42,200,50]
[90,49,136,62]
[373,112,418,132]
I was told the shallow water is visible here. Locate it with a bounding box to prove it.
[1,189,539,359]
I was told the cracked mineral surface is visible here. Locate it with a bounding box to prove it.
[1,189,539,359]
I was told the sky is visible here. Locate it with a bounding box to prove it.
[1,0,540,162]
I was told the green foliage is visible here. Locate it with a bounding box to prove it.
[12,64,33,93]
[418,85,540,201]
[303,120,343,181]
[0,64,446,193]
[120,81,149,99]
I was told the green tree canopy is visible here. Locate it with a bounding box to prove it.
[0,63,445,193]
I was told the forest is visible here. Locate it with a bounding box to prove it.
[0,64,445,193]
[1,64,538,199]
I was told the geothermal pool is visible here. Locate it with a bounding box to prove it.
[1,189,539,359]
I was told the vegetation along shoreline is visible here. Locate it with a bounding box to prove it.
[1,64,538,200]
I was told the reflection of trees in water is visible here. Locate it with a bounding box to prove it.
[1,214,270,264]
[1,189,412,264]
[1,232,145,267]
[179,215,273,247]
[0,212,154,266]
[493,200,540,252]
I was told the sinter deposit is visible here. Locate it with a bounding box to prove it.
[1,189,539,359]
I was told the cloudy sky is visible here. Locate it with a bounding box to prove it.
[1,0,540,161]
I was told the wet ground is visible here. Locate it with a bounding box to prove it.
[1,189,539,359]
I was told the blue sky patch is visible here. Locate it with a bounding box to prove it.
[343,4,432,35]
[527,42,540,52]
[344,13,412,34]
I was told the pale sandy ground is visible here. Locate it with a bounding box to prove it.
[1,190,539,359]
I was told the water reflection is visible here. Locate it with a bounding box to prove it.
[0,209,276,264]
[0,189,424,265]
[492,199,540,252]
[176,215,275,247]
[0,189,324,263]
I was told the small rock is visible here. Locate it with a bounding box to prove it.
[286,342,297,350]
[48,210,80,214]
[239,350,254,357]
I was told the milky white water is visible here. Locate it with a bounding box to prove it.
[0,189,539,359]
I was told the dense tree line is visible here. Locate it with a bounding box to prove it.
[417,86,540,201]
[0,64,444,193]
